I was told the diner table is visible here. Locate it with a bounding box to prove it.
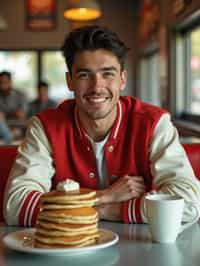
[0,220,200,266]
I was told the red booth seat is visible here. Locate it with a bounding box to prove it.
[0,146,17,223]
[0,144,200,222]
[182,144,200,181]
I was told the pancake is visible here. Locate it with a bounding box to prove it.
[37,220,97,232]
[38,207,97,218]
[35,232,99,246]
[34,184,99,249]
[38,215,98,224]
[41,197,98,209]
[34,238,96,248]
[38,207,98,224]
[36,226,98,237]
[41,188,97,203]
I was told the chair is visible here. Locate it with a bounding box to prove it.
[0,144,199,222]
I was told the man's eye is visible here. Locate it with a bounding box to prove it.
[78,73,90,79]
[103,72,115,78]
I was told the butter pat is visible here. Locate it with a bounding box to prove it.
[56,179,80,192]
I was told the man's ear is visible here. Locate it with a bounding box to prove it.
[120,69,127,92]
[66,72,73,91]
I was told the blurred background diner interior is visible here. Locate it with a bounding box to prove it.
[0,0,200,145]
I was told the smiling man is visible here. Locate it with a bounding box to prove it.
[67,49,126,140]
[4,25,200,226]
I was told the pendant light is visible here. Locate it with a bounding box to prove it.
[64,0,101,21]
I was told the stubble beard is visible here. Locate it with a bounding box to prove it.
[82,101,117,121]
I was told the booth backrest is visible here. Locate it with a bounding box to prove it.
[0,146,17,222]
[0,144,199,222]
[182,143,200,181]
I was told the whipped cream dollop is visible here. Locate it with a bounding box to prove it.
[56,179,80,192]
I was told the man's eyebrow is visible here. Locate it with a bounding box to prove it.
[100,66,118,72]
[75,68,91,73]
[75,66,118,73]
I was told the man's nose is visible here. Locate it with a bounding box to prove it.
[91,74,105,89]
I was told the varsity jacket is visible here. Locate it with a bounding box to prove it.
[6,96,200,226]
[30,96,166,224]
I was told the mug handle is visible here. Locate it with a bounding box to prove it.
[179,202,200,233]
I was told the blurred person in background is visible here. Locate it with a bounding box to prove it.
[0,71,28,141]
[0,112,12,144]
[28,81,57,117]
[0,71,28,120]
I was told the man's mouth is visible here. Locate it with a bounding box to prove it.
[85,95,110,103]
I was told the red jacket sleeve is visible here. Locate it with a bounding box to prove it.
[121,197,144,223]
[19,191,42,227]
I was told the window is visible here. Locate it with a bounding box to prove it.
[0,50,73,102]
[190,28,200,114]
[42,51,74,101]
[0,51,37,100]
[138,53,161,106]
[174,26,200,117]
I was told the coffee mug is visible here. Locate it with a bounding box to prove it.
[145,194,200,243]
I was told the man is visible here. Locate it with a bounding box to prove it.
[0,112,12,143]
[28,81,57,117]
[0,71,28,119]
[4,25,200,226]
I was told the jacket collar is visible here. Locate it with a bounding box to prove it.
[74,99,123,143]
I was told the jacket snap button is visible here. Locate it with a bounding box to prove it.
[89,172,95,178]
[108,145,114,152]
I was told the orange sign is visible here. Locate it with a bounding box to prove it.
[26,0,56,30]
[139,0,160,47]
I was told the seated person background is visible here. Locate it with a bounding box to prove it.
[0,112,12,144]
[3,25,200,227]
[28,81,57,117]
[0,71,28,120]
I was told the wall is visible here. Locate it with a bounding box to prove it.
[0,0,138,96]
[168,0,200,26]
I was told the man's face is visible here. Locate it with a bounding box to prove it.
[67,49,126,121]
[38,86,48,102]
[0,75,11,92]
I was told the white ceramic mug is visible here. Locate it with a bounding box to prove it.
[145,194,200,243]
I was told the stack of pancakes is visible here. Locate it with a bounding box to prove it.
[34,188,99,248]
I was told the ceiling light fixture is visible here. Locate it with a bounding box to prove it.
[64,0,101,21]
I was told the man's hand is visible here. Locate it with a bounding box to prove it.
[96,203,122,221]
[96,175,146,204]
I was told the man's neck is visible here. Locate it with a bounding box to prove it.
[78,109,117,142]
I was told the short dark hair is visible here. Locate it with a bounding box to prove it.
[38,81,48,89]
[62,25,129,75]
[0,71,12,79]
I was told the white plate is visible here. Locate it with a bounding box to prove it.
[3,228,119,255]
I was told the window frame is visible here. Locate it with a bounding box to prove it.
[172,11,200,123]
[137,49,161,106]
